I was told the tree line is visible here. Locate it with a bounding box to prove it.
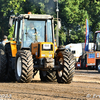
[0,0,100,45]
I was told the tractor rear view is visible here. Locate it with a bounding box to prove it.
[0,13,75,83]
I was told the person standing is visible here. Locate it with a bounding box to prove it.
[2,35,8,46]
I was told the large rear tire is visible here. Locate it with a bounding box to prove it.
[56,50,75,84]
[15,50,33,83]
[0,44,7,81]
[5,43,16,82]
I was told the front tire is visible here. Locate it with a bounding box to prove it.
[56,50,75,84]
[15,50,33,83]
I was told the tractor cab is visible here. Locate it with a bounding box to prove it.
[94,31,100,51]
[9,14,54,50]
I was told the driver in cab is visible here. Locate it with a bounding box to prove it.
[28,22,37,36]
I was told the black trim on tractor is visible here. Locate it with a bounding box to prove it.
[38,44,40,57]
[5,43,16,81]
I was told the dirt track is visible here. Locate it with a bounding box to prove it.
[0,70,100,100]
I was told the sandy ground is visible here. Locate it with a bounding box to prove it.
[0,70,100,100]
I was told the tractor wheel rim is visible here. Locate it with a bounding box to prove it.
[17,57,22,77]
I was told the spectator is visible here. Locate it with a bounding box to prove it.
[2,35,8,46]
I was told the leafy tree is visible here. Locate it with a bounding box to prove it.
[8,25,14,40]
[1,0,26,16]
[80,0,100,33]
[23,0,55,15]
[59,27,66,45]
[69,26,85,43]
[0,0,56,40]
[59,0,88,44]
[0,0,26,40]
[59,0,100,44]
[1,0,100,44]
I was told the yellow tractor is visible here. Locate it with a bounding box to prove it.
[0,13,75,83]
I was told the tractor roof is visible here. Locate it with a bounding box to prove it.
[10,14,53,20]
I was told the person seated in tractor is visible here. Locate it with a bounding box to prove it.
[27,22,37,41]
[24,22,38,47]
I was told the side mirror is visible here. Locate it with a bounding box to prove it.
[8,17,13,27]
[58,20,61,29]
[54,18,61,29]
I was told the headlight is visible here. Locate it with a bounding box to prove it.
[41,54,45,57]
[49,54,52,57]
[97,53,99,58]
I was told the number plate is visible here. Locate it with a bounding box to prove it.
[43,44,51,49]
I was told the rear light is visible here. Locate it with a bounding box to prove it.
[86,64,88,67]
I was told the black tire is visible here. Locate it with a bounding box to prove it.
[5,43,16,82]
[33,69,38,78]
[56,50,75,84]
[81,52,86,69]
[0,44,7,81]
[46,69,57,82]
[97,61,100,73]
[6,67,16,82]
[40,69,57,82]
[39,70,46,81]
[15,50,33,83]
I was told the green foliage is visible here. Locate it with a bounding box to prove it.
[0,0,100,44]
[59,0,100,44]
[59,0,87,43]
[70,27,85,43]
[8,25,14,40]
[1,0,26,16]
[59,27,66,45]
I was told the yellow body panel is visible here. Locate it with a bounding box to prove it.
[10,41,17,57]
[31,42,54,59]
[41,51,54,58]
